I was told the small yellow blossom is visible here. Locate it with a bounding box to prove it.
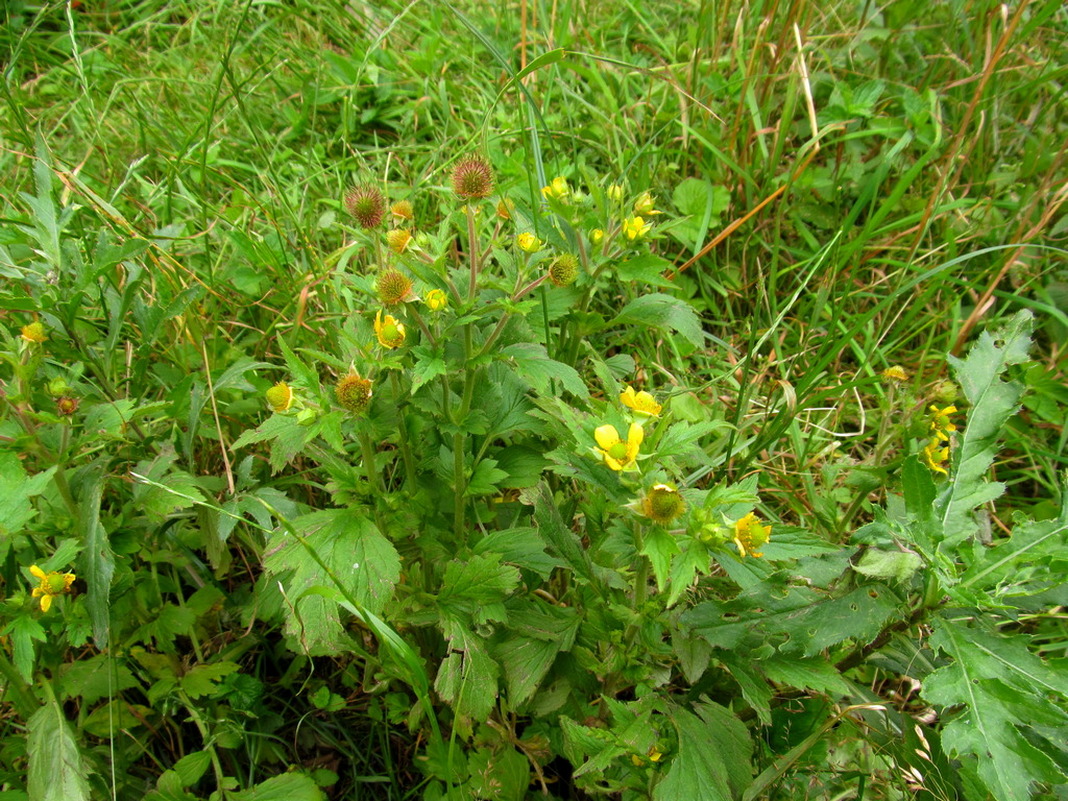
[21,322,47,343]
[516,232,543,253]
[882,365,909,383]
[374,310,406,349]
[921,438,950,476]
[622,216,652,241]
[929,405,958,442]
[620,385,662,417]
[633,191,661,216]
[425,289,448,312]
[593,423,644,472]
[733,512,771,558]
[496,197,514,220]
[541,176,569,201]
[30,565,76,612]
[265,382,294,413]
[590,228,604,246]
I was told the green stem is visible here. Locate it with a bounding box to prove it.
[358,428,383,496]
[390,372,417,487]
[466,203,479,301]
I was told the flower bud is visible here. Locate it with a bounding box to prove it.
[56,396,80,416]
[47,377,70,397]
[633,191,660,216]
[541,176,569,201]
[590,228,604,246]
[265,382,294,413]
[425,289,448,312]
[335,373,373,415]
[496,197,514,220]
[516,232,542,253]
[607,184,623,203]
[881,365,909,383]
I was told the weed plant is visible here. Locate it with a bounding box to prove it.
[1,1,1067,800]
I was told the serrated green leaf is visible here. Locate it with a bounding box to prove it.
[501,342,589,399]
[641,527,680,593]
[762,655,852,696]
[264,509,400,654]
[172,751,212,788]
[610,293,705,348]
[229,772,324,801]
[923,617,1068,801]
[6,615,46,681]
[938,311,1032,547]
[0,452,55,543]
[473,527,563,579]
[77,461,114,648]
[434,628,499,725]
[616,253,676,287]
[180,661,240,699]
[410,344,448,394]
[655,702,752,801]
[438,554,520,622]
[27,697,91,801]
[496,635,559,707]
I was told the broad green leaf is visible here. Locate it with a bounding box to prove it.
[467,746,530,801]
[531,483,601,593]
[501,342,589,399]
[27,697,91,801]
[410,344,448,394]
[762,655,852,696]
[6,615,46,682]
[473,527,563,579]
[495,635,559,707]
[172,751,212,787]
[956,491,1068,599]
[655,702,752,801]
[438,553,520,623]
[229,772,324,801]
[616,253,676,288]
[263,509,400,653]
[641,527,680,593]
[923,617,1068,801]
[609,293,705,348]
[937,311,1032,547]
[0,452,55,542]
[434,627,499,725]
[180,662,240,699]
[492,444,548,489]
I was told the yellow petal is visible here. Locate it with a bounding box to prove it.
[594,425,621,450]
[627,423,645,448]
[40,594,52,612]
[30,564,46,579]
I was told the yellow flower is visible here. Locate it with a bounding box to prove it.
[21,322,47,343]
[929,405,958,442]
[733,512,771,558]
[593,423,643,471]
[496,197,514,220]
[620,385,661,417]
[633,191,661,216]
[425,289,448,312]
[374,310,406,349]
[622,216,652,241]
[265,381,294,413]
[30,565,76,612]
[541,176,569,201]
[516,232,543,253]
[881,365,909,383]
[590,228,604,246]
[921,438,950,476]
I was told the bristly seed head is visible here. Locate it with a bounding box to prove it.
[345,184,386,229]
[451,155,494,200]
[376,268,414,305]
[335,373,373,415]
[548,254,579,287]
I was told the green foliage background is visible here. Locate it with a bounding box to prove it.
[1,0,1067,799]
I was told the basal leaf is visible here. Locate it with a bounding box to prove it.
[230,772,324,801]
[27,697,91,801]
[501,342,589,399]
